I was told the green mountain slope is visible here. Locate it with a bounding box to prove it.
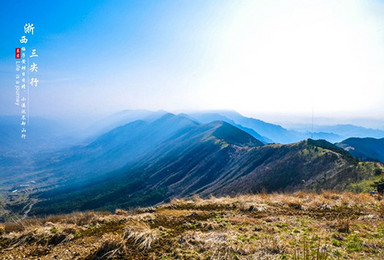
[30,120,380,216]
[337,137,384,163]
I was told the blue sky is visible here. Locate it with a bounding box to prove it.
[1,0,384,126]
[0,0,229,115]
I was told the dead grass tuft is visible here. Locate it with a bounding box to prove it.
[124,220,160,250]
[3,221,25,233]
[115,209,128,215]
[86,233,124,259]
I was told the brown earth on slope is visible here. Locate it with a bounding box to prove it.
[1,191,384,259]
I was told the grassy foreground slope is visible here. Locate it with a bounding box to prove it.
[1,192,384,259]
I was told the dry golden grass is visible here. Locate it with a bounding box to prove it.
[0,191,383,259]
[123,219,160,250]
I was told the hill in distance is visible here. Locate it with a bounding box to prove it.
[337,137,384,163]
[288,123,384,143]
[186,111,294,144]
[187,110,384,144]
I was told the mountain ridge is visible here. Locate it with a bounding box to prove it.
[337,137,384,163]
[1,110,383,220]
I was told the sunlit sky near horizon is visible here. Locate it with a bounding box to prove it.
[0,0,384,126]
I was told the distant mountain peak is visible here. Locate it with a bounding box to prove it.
[153,113,199,127]
[208,121,264,147]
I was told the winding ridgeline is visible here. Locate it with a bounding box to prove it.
[20,113,381,216]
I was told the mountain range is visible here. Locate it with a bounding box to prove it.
[29,114,381,216]
[0,110,383,219]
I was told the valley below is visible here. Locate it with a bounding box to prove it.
[1,111,384,259]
